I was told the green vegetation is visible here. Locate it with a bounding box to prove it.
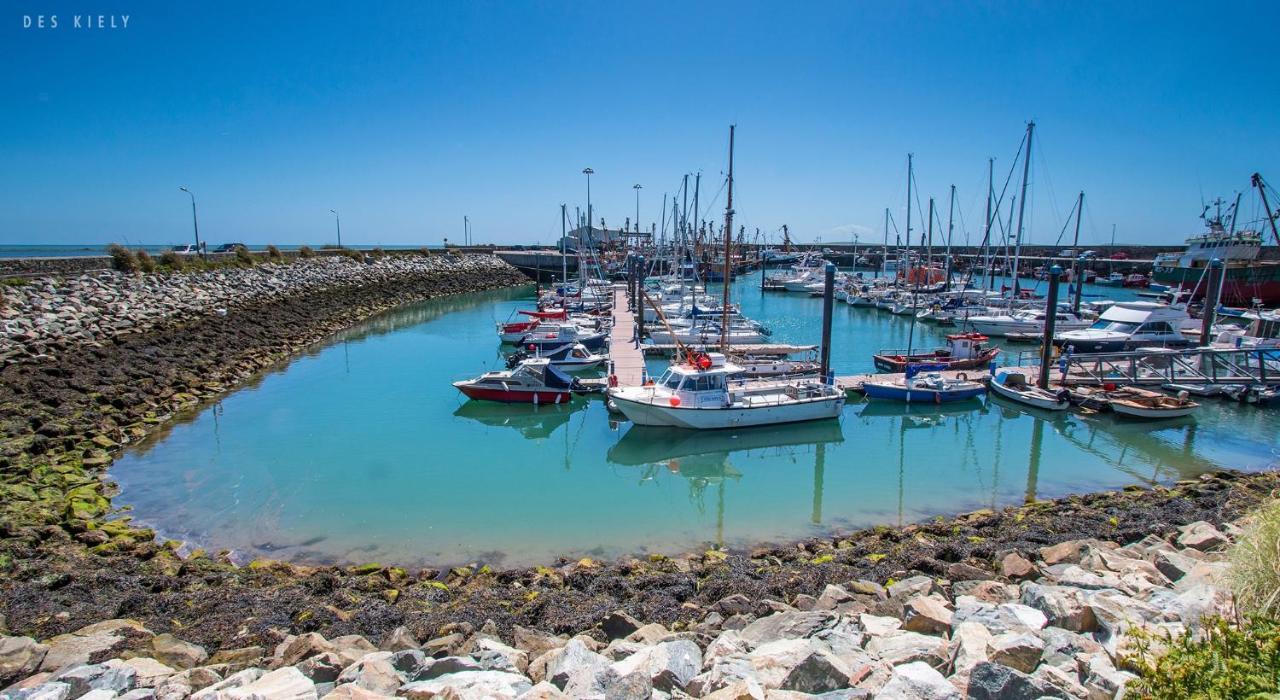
[298,245,315,258]
[159,250,183,269]
[370,246,385,258]
[107,243,138,273]
[266,244,283,261]
[235,246,254,266]
[1231,498,1280,617]
[1,277,30,287]
[1126,615,1280,698]
[135,250,157,273]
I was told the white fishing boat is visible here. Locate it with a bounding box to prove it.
[988,369,1070,411]
[608,352,845,429]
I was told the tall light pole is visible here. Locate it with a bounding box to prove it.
[329,209,343,248]
[633,183,642,234]
[178,187,201,255]
[464,215,470,247]
[582,167,594,249]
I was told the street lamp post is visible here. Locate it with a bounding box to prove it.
[329,209,343,248]
[633,183,642,235]
[178,187,201,255]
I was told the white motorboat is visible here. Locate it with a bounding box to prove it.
[608,353,845,429]
[966,309,1090,337]
[646,323,768,345]
[988,369,1070,411]
[1055,301,1193,353]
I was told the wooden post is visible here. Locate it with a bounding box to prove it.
[1199,258,1223,346]
[1038,265,1062,390]
[636,255,646,341]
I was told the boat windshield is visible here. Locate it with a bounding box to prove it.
[1090,320,1139,333]
[657,370,683,390]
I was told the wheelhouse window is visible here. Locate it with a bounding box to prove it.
[1138,322,1174,334]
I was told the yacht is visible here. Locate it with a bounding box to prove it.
[965,308,1090,337]
[1055,301,1193,353]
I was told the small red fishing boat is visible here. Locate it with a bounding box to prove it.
[453,358,577,404]
[872,332,1000,373]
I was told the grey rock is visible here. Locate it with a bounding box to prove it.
[545,640,616,697]
[4,682,73,700]
[149,637,207,672]
[887,576,936,600]
[510,628,565,659]
[118,659,175,689]
[602,670,651,700]
[1020,584,1097,632]
[78,690,120,700]
[864,631,949,669]
[1176,521,1227,551]
[40,622,152,673]
[739,612,833,648]
[950,603,1046,637]
[609,640,701,692]
[473,638,529,675]
[388,650,427,676]
[601,611,642,640]
[223,667,316,700]
[53,661,138,698]
[399,670,532,699]
[377,628,418,653]
[875,661,959,699]
[296,653,345,683]
[419,635,463,660]
[335,656,400,696]
[414,657,481,681]
[189,669,266,700]
[985,633,1044,674]
[0,637,49,684]
[963,662,1067,700]
[206,649,264,674]
[117,691,156,700]
[777,648,851,694]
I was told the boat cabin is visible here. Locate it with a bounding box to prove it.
[944,332,989,359]
[651,353,745,408]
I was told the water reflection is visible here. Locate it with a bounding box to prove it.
[452,401,580,441]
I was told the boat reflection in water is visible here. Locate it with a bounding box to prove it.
[451,400,581,441]
[608,420,845,546]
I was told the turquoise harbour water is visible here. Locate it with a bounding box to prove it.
[110,273,1280,568]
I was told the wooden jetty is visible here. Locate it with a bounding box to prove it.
[608,286,647,387]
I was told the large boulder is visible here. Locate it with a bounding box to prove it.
[544,640,616,697]
[738,612,833,648]
[950,603,1045,637]
[398,670,531,699]
[887,576,937,600]
[335,655,401,695]
[1176,521,1228,551]
[985,633,1044,674]
[864,631,949,669]
[223,667,317,700]
[600,611,642,640]
[901,597,953,636]
[0,637,49,684]
[190,669,266,700]
[39,621,153,673]
[52,660,138,698]
[150,635,208,671]
[963,662,1067,700]
[1020,584,1097,632]
[609,640,701,692]
[119,658,176,689]
[875,661,959,700]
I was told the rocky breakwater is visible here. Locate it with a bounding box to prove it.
[0,517,1241,699]
[0,253,527,550]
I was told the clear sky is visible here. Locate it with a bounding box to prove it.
[3,1,1278,248]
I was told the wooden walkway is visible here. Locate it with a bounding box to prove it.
[609,287,647,387]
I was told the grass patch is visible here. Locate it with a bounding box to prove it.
[298,245,315,258]
[1125,615,1280,698]
[135,250,157,273]
[266,244,283,261]
[1,278,30,287]
[1231,498,1280,617]
[159,250,183,269]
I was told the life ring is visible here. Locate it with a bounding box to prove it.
[957,372,969,381]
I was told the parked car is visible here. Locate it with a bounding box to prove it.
[170,244,199,255]
[1058,249,1077,257]
[1080,250,1099,259]
[1111,251,1130,260]
[213,243,247,253]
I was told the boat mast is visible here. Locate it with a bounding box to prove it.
[1011,121,1035,295]
[1253,172,1280,246]
[720,125,736,352]
[881,207,889,279]
[984,158,995,291]
[1070,191,1083,313]
[904,154,914,286]
[946,184,955,291]
[560,204,568,303]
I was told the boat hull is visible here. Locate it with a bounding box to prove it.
[862,382,986,403]
[608,393,845,429]
[872,350,998,373]
[1110,402,1197,419]
[988,378,1069,410]
[454,383,573,404]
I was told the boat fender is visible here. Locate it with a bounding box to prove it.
[957,372,969,381]
[934,391,941,405]
[669,396,682,407]
[608,374,618,388]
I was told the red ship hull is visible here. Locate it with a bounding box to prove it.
[455,384,572,404]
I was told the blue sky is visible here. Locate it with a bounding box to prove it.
[3,1,1278,247]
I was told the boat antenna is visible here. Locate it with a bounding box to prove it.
[721,125,736,353]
